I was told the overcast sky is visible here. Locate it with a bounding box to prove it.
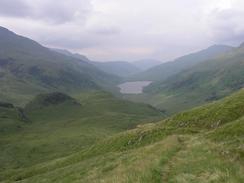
[0,0,244,62]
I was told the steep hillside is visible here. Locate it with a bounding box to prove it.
[0,102,30,134]
[130,45,233,81]
[144,44,244,114]
[0,26,120,105]
[0,91,163,171]
[1,89,243,182]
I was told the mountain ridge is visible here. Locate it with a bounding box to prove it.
[132,59,162,71]
[129,44,234,81]
[141,44,244,114]
[51,48,163,77]
[0,26,120,105]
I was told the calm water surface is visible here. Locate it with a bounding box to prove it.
[118,81,152,94]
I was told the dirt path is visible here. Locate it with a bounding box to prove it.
[161,135,190,182]
[160,135,244,183]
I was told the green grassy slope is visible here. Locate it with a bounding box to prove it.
[125,44,244,115]
[0,102,30,134]
[0,91,163,172]
[130,45,233,81]
[1,89,243,182]
[0,26,120,106]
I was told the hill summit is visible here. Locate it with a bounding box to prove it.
[34,92,79,105]
[25,92,80,110]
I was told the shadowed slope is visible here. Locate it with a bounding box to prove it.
[0,26,120,105]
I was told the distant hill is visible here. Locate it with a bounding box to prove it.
[132,59,162,71]
[0,26,120,105]
[92,61,141,77]
[52,48,141,77]
[143,43,244,114]
[52,49,163,78]
[130,45,233,81]
[25,92,80,110]
[0,91,163,171]
[51,48,90,62]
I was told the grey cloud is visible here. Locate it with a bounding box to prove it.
[0,0,93,25]
[40,30,101,49]
[92,27,121,36]
[0,0,30,17]
[2,0,244,61]
[209,9,244,44]
[44,37,100,49]
[32,0,93,24]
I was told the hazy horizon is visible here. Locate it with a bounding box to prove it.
[0,0,244,62]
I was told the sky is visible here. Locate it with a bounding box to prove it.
[0,0,244,62]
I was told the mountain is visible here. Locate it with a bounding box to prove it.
[52,48,141,77]
[0,91,163,171]
[0,26,120,105]
[130,45,233,81]
[143,43,244,114]
[24,92,80,110]
[92,61,141,77]
[132,59,162,71]
[51,48,90,62]
[2,89,243,182]
[52,49,164,78]
[0,26,243,183]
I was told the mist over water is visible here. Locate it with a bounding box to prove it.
[118,81,152,94]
